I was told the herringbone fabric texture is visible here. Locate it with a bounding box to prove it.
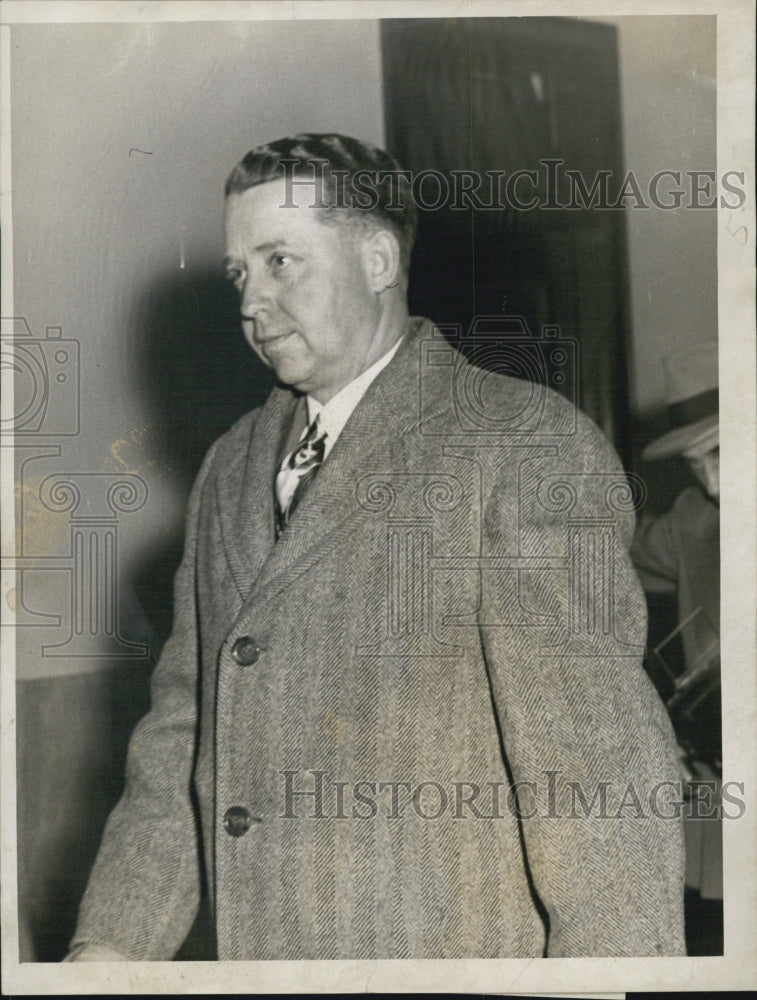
[72,317,686,960]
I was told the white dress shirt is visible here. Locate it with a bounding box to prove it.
[303,335,403,459]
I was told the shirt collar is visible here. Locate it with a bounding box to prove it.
[305,336,403,452]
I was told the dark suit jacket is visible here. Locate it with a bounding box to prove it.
[72,317,686,959]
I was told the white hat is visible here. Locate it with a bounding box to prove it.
[642,342,719,461]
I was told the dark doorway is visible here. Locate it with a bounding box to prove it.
[382,16,632,464]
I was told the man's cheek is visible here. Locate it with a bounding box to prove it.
[242,322,271,368]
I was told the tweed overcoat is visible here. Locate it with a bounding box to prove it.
[72,317,686,959]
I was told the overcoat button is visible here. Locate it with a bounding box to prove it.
[231,636,262,666]
[224,806,252,837]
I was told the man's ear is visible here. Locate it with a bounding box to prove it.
[362,228,402,292]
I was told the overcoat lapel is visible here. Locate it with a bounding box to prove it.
[215,317,441,604]
[213,385,297,599]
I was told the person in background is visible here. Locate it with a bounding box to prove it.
[631,342,722,910]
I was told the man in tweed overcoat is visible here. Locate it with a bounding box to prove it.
[68,135,686,960]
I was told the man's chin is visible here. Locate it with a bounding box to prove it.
[255,336,306,375]
[267,359,313,394]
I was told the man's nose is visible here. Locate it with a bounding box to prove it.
[239,270,270,318]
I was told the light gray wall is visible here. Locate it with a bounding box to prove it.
[597,15,717,415]
[10,19,384,678]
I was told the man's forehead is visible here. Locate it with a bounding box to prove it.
[224,178,327,244]
[226,175,322,215]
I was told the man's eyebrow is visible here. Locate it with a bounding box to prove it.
[255,239,304,254]
[224,240,299,264]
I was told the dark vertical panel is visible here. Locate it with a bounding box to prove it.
[381,17,632,464]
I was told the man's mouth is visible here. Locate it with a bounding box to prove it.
[254,328,298,348]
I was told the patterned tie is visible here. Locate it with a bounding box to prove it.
[275,414,327,533]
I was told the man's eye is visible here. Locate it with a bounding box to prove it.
[270,253,292,271]
[226,268,245,288]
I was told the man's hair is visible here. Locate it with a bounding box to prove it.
[225,133,417,275]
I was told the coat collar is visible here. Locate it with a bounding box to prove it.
[214,316,443,603]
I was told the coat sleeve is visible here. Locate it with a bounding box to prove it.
[478,410,686,956]
[68,442,219,961]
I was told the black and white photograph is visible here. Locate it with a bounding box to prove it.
[1,0,754,994]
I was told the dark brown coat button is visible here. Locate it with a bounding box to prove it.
[231,636,262,666]
[224,806,252,837]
